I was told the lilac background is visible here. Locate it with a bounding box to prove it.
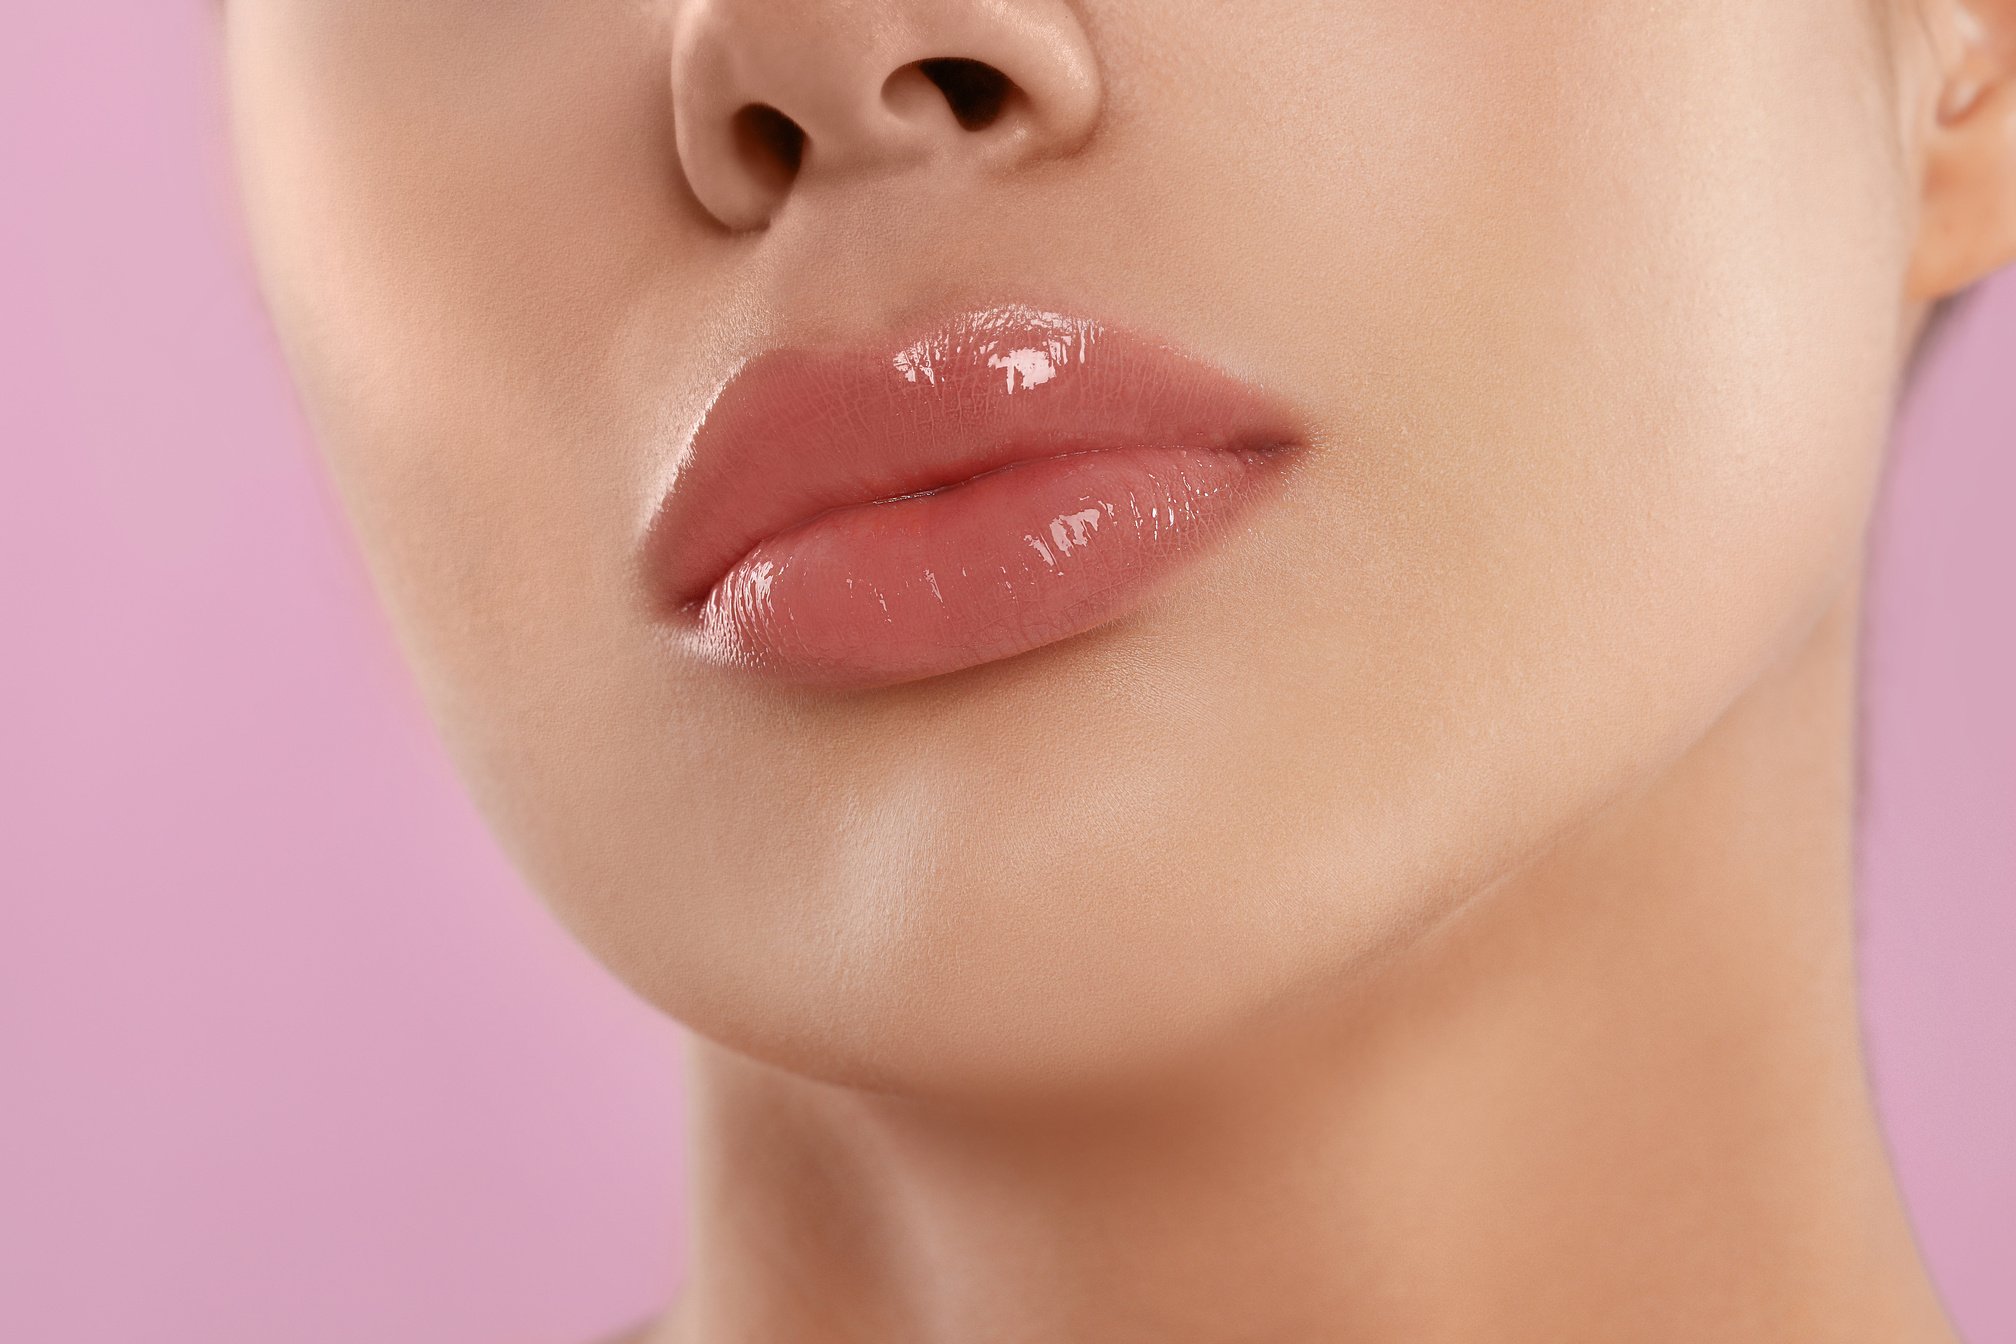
[2,5,2010,1342]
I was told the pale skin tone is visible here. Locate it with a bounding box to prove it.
[224,0,2016,1340]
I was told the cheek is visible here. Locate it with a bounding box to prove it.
[1054,0,1905,789]
[1184,4,1904,671]
[1177,1,1907,859]
[228,1,688,714]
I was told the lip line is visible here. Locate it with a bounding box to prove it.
[643,304,1318,687]
[668,431,1295,614]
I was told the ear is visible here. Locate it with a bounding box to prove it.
[1907,0,2016,299]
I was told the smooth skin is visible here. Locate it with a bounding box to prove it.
[226,1,2016,1340]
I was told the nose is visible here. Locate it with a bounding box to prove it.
[669,0,1103,231]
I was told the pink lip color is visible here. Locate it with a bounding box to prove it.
[644,306,1304,689]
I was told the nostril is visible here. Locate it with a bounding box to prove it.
[730,103,807,191]
[913,57,1016,132]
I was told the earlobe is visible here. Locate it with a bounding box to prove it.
[1908,1,2016,300]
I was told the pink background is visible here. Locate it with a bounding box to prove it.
[3,6,2010,1342]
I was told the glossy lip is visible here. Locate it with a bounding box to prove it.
[642,305,1306,689]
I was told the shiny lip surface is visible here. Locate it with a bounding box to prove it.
[643,305,1305,689]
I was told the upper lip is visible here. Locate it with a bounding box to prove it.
[642,305,1305,613]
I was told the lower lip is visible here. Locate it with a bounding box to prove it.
[686,441,1286,688]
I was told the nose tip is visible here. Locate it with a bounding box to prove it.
[669,0,1102,231]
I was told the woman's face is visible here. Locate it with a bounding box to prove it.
[230,0,1930,1092]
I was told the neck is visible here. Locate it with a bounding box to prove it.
[657,584,1955,1344]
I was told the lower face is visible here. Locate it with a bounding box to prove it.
[230,0,1914,1094]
